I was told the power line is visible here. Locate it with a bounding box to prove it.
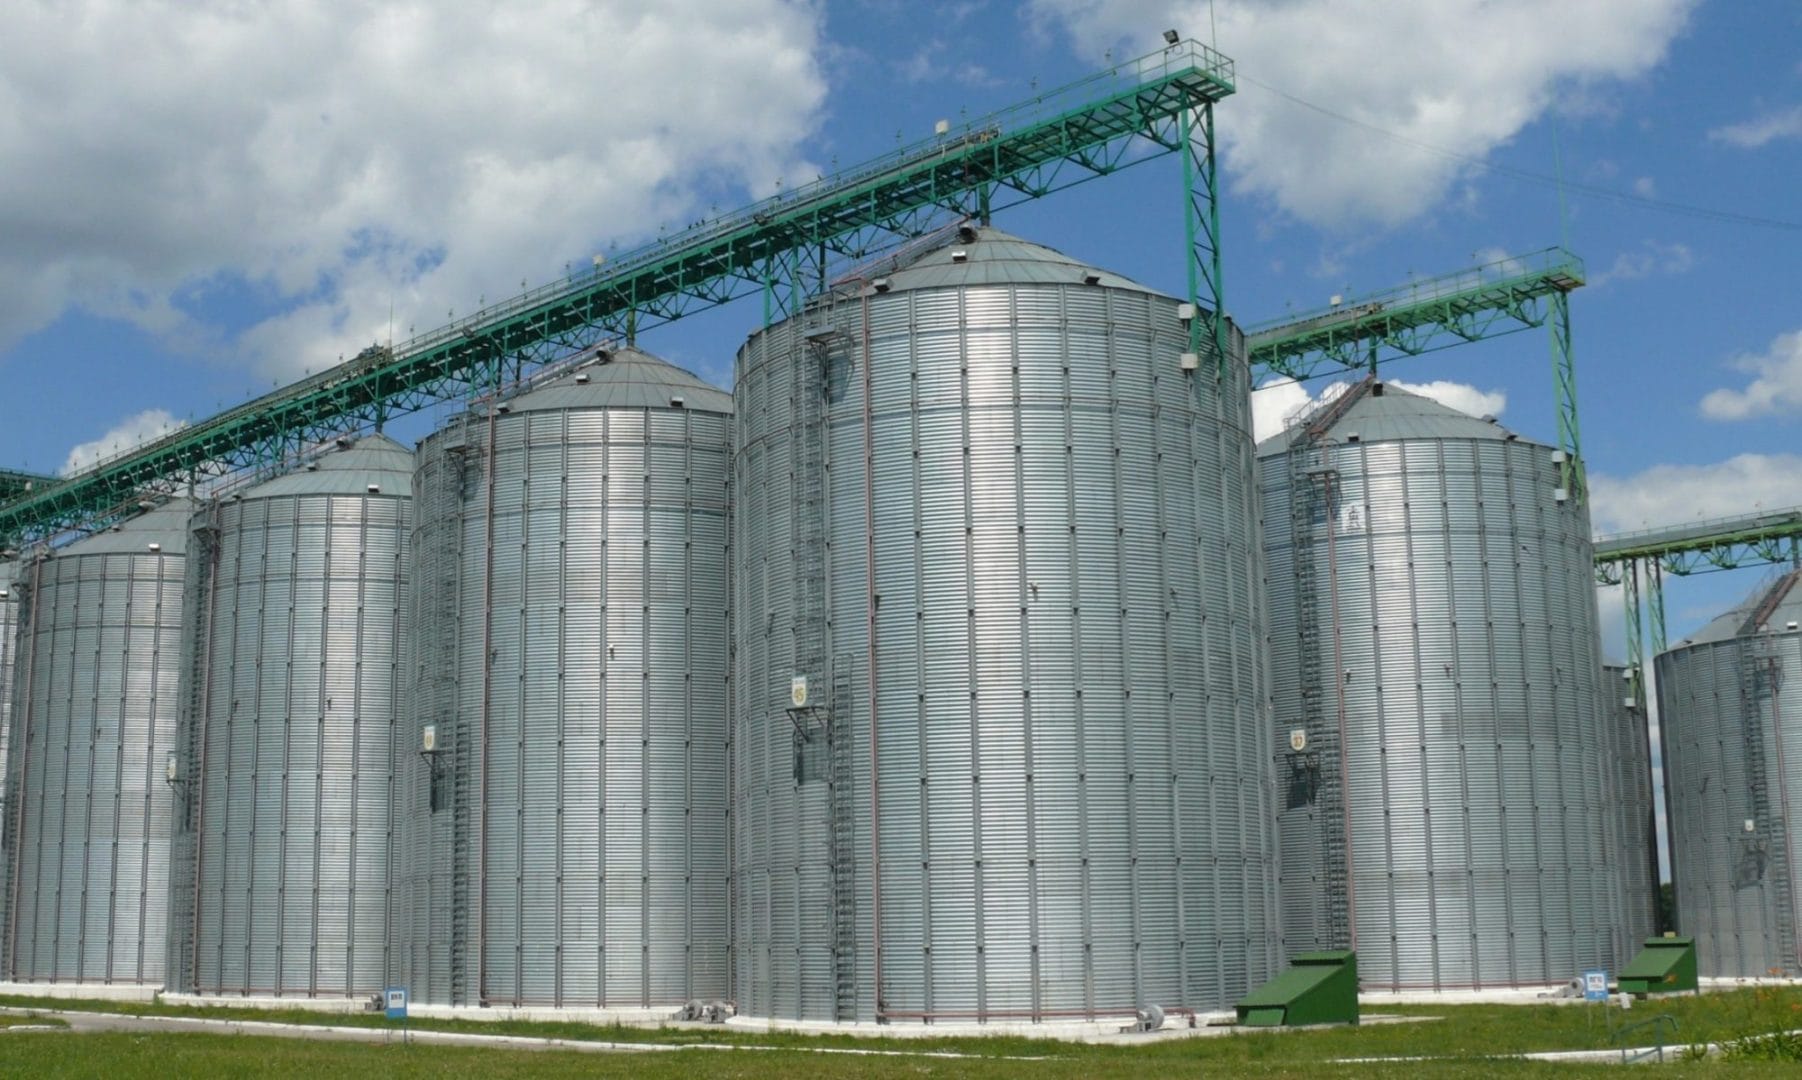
[1237,72,1802,232]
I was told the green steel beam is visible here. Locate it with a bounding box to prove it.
[1594,507,1802,579]
[0,39,1235,547]
[1246,248,1585,377]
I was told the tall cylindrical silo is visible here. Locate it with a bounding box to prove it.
[1657,570,1802,977]
[163,436,412,998]
[1,499,192,986]
[1259,379,1618,990]
[1603,662,1659,953]
[398,348,732,1008]
[732,226,1278,1023]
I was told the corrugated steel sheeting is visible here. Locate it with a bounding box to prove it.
[1260,386,1620,989]
[1,501,192,985]
[1602,663,1658,954]
[732,227,1279,1022]
[164,437,413,997]
[0,561,18,940]
[398,350,732,1007]
[1657,573,1802,977]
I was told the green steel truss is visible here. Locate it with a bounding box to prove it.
[1595,507,1802,705]
[0,40,1234,547]
[1246,247,1588,501]
[0,468,53,505]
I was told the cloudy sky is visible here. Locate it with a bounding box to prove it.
[3,0,1799,653]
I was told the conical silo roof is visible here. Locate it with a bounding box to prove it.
[1674,568,1802,649]
[238,433,414,500]
[495,347,731,415]
[865,225,1167,297]
[1257,379,1523,456]
[59,497,196,557]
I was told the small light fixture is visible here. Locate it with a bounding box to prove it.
[934,118,950,136]
[1162,28,1180,45]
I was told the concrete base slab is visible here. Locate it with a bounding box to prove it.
[0,981,160,1003]
[160,993,380,1015]
[1359,985,1580,1007]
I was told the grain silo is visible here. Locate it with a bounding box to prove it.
[1,499,192,986]
[397,348,731,1009]
[1603,662,1659,954]
[163,436,412,999]
[1657,570,1802,977]
[731,226,1278,1023]
[1259,379,1618,990]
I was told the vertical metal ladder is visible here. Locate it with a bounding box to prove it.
[828,661,859,1018]
[1737,576,1797,966]
[792,306,861,1018]
[443,431,475,1004]
[1289,429,1350,951]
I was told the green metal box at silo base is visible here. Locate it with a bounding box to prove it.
[1236,951,1359,1027]
[1618,937,1698,996]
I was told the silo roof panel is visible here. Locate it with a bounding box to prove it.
[59,497,197,556]
[1257,381,1524,456]
[1675,568,1802,648]
[501,347,731,415]
[240,433,415,499]
[872,226,1170,297]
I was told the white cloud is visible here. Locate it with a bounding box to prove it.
[1708,103,1802,148]
[63,409,188,475]
[1028,0,1694,226]
[1588,452,1802,535]
[0,2,827,379]
[1698,330,1802,420]
[1590,240,1693,287]
[1249,375,1502,442]
[1390,379,1505,419]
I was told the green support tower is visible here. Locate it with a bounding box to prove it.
[1618,937,1699,996]
[1236,951,1360,1027]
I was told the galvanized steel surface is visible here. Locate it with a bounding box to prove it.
[1657,577,1802,977]
[399,350,732,1007]
[2,501,192,984]
[164,438,412,997]
[731,229,1280,1022]
[0,561,18,939]
[1603,664,1658,954]
[1260,387,1618,989]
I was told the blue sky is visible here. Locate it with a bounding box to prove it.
[1,0,1798,657]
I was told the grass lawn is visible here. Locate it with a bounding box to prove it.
[0,986,1797,1076]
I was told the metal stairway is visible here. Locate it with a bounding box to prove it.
[1287,380,1372,951]
[1737,573,1798,967]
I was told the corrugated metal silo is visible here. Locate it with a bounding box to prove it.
[1657,570,1802,977]
[732,226,1279,1022]
[1259,380,1618,989]
[1,499,192,985]
[163,436,412,997]
[1603,662,1659,953]
[398,348,732,1008]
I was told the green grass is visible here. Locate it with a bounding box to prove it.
[0,1012,65,1029]
[0,986,1798,1076]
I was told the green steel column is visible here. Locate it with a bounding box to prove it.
[1625,559,1647,710]
[1182,103,1226,371]
[1549,289,1584,504]
[1648,559,1668,657]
